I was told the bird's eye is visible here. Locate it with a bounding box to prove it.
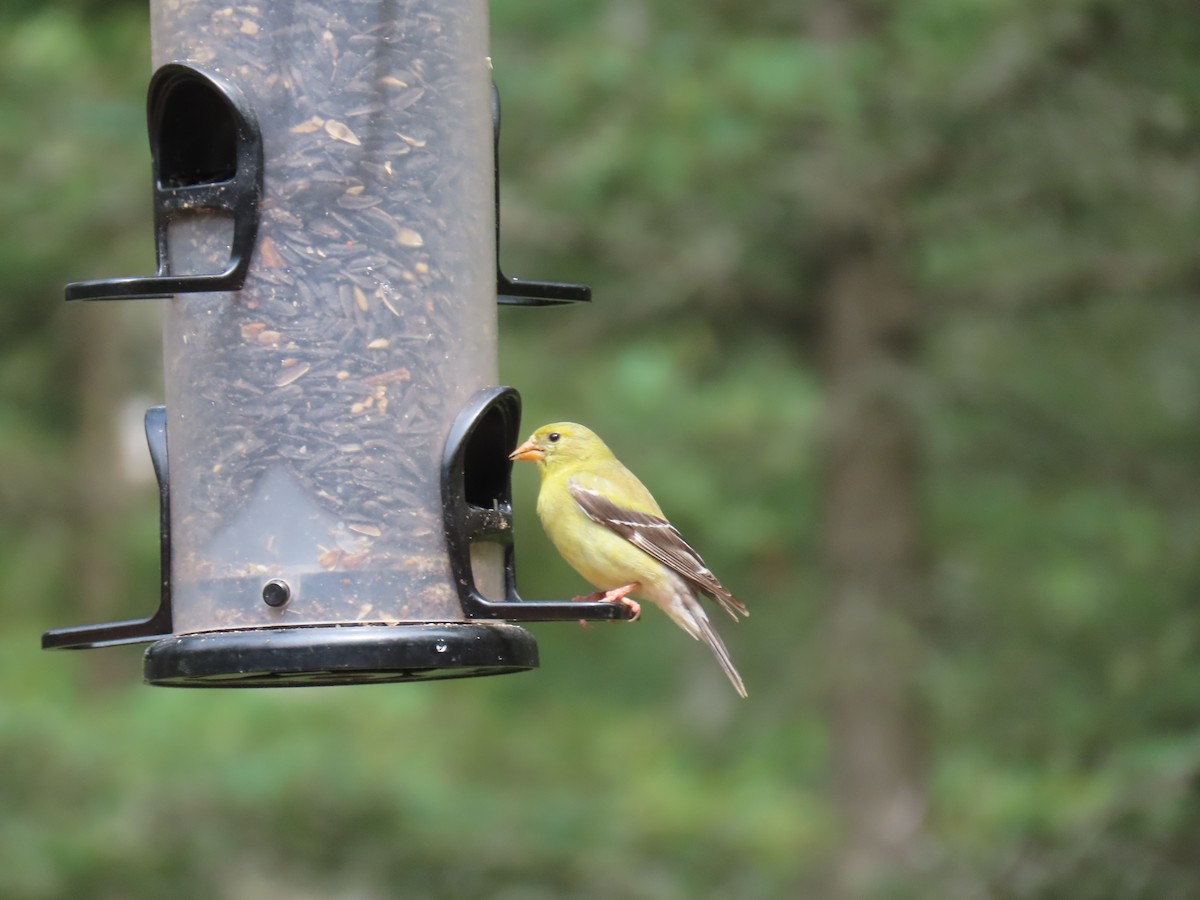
[548,432,561,443]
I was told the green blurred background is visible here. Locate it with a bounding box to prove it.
[2,0,1199,897]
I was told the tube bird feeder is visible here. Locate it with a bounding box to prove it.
[43,0,636,686]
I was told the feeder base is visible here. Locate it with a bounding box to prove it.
[143,622,538,687]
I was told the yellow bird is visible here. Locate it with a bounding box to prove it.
[509,422,749,698]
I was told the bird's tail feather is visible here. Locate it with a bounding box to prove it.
[691,602,748,698]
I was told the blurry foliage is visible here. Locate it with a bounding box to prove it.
[0,3,157,626]
[2,0,1200,897]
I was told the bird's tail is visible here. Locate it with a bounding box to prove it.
[678,595,747,698]
[697,614,748,698]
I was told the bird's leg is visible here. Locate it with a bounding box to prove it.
[570,589,607,602]
[570,582,641,626]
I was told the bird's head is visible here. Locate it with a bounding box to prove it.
[508,422,612,469]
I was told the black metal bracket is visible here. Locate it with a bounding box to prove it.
[441,386,637,622]
[492,83,592,307]
[43,406,174,649]
[66,63,263,302]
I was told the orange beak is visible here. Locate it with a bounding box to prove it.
[508,439,544,462]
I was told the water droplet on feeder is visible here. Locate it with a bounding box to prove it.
[434,641,448,653]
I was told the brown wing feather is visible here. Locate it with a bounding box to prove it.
[569,482,748,620]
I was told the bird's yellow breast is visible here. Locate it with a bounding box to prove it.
[536,468,668,594]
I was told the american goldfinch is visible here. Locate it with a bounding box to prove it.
[509,422,749,698]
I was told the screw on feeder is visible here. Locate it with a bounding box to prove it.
[262,579,291,608]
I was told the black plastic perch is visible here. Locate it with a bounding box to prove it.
[66,64,263,302]
[42,407,174,648]
[492,83,591,307]
[42,0,634,687]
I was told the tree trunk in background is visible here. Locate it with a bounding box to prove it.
[821,233,927,895]
[69,303,128,684]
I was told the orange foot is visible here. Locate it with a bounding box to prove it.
[600,583,641,621]
[571,583,641,626]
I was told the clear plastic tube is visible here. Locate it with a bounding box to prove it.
[152,0,496,632]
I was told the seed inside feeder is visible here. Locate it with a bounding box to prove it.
[154,0,497,632]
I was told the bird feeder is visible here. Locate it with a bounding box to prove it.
[43,0,635,686]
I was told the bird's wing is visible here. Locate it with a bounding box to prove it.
[568,475,748,620]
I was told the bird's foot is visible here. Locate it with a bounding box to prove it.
[600,583,641,622]
[569,583,641,625]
